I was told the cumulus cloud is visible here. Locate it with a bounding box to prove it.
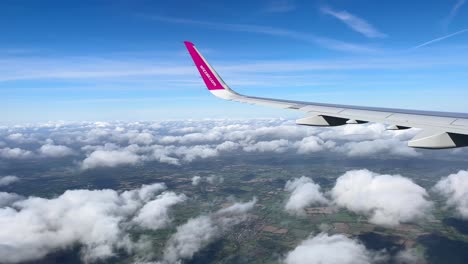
[284,176,328,215]
[82,149,140,169]
[284,233,378,264]
[162,215,217,263]
[131,183,168,202]
[294,136,334,154]
[243,139,290,153]
[162,198,256,263]
[394,248,424,264]
[39,143,74,158]
[331,170,432,226]
[433,170,468,219]
[127,131,154,145]
[216,141,240,152]
[206,175,224,185]
[133,192,187,230]
[318,123,416,141]
[0,183,184,263]
[0,192,23,207]
[0,176,19,186]
[0,147,32,159]
[174,145,218,162]
[6,133,24,142]
[190,175,224,186]
[191,176,202,186]
[335,138,420,158]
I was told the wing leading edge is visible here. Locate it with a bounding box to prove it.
[184,41,468,149]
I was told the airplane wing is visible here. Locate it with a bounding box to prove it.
[184,41,468,149]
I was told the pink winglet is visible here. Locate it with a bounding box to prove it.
[184,41,225,90]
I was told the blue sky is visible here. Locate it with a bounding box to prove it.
[2,0,468,123]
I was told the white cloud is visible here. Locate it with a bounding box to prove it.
[336,138,420,157]
[82,149,140,169]
[128,131,154,145]
[284,233,377,264]
[39,143,74,158]
[190,175,224,186]
[317,124,420,158]
[284,176,328,215]
[151,16,378,53]
[0,184,183,262]
[162,215,217,263]
[132,192,187,230]
[216,141,240,152]
[433,170,468,219]
[175,145,219,162]
[1,120,425,168]
[395,248,424,264]
[294,136,333,154]
[206,175,224,185]
[318,123,402,141]
[321,6,387,38]
[217,198,257,215]
[149,145,180,166]
[6,133,24,142]
[445,0,466,27]
[192,176,202,186]
[163,198,256,263]
[0,192,23,207]
[331,170,432,226]
[0,183,183,263]
[0,147,32,159]
[0,176,19,186]
[243,139,290,153]
[159,131,222,145]
[129,183,168,202]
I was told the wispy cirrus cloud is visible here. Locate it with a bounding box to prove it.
[320,6,387,39]
[450,0,466,17]
[411,28,468,49]
[147,15,380,53]
[263,0,296,13]
[444,0,466,27]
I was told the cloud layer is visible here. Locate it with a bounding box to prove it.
[0,120,422,170]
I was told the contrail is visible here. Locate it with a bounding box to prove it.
[412,28,468,49]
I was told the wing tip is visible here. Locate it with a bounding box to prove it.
[184,41,194,47]
[183,40,226,91]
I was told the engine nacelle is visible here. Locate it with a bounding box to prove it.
[296,115,348,127]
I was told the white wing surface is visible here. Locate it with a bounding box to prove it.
[184,41,468,149]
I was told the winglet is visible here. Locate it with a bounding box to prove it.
[184,41,226,91]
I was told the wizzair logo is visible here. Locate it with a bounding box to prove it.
[199,65,217,87]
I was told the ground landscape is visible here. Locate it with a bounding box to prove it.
[1,119,468,263]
